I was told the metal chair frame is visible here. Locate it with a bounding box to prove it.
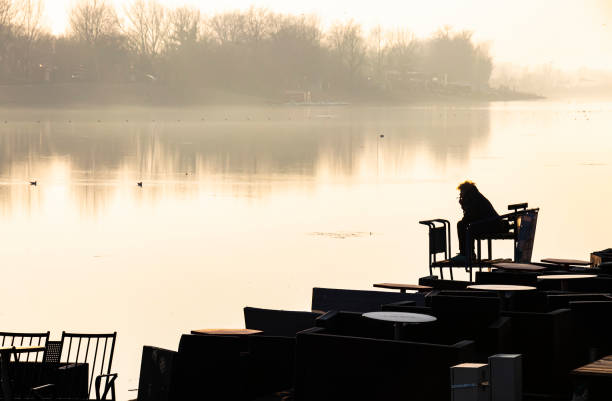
[418,219,452,278]
[36,332,117,401]
[466,207,539,279]
[0,333,50,364]
[0,346,47,401]
[61,332,117,401]
[420,203,538,281]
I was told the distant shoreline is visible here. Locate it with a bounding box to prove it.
[0,83,543,108]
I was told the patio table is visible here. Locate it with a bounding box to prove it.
[362,311,436,340]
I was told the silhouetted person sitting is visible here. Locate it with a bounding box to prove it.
[454,181,508,262]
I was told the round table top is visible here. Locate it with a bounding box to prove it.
[493,262,547,271]
[537,274,597,280]
[191,329,263,335]
[541,258,591,266]
[467,284,536,291]
[362,311,437,323]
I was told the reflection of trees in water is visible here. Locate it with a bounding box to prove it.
[0,107,490,214]
[316,107,491,177]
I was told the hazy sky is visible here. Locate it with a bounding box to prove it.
[43,0,612,71]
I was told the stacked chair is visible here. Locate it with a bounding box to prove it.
[0,331,117,401]
[133,276,612,401]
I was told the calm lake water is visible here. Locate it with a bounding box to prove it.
[1,101,611,398]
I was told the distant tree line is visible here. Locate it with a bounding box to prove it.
[0,0,494,99]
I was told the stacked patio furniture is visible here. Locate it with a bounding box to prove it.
[500,308,573,398]
[132,273,612,401]
[311,287,425,312]
[475,270,540,287]
[137,307,324,401]
[294,310,474,401]
[0,331,117,401]
[243,307,322,398]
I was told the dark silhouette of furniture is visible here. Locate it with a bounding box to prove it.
[311,287,424,312]
[501,308,573,398]
[243,307,322,337]
[547,293,612,310]
[429,295,511,360]
[33,332,117,400]
[139,332,298,401]
[169,334,247,401]
[0,333,50,363]
[136,346,176,401]
[558,276,612,293]
[242,307,324,397]
[294,324,474,401]
[419,204,539,281]
[433,290,498,298]
[315,310,399,340]
[492,262,547,272]
[379,300,418,312]
[541,258,591,268]
[362,311,437,340]
[418,276,470,290]
[0,346,47,401]
[569,301,612,366]
[475,270,539,286]
[245,334,295,398]
[381,294,510,357]
[372,283,432,293]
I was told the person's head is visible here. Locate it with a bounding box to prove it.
[457,180,479,206]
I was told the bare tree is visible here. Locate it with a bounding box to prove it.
[124,0,169,61]
[328,20,366,87]
[0,0,16,81]
[68,0,119,81]
[69,0,118,46]
[0,0,16,33]
[168,6,201,49]
[386,29,419,72]
[243,7,272,45]
[208,11,246,45]
[368,25,385,81]
[15,0,45,79]
[266,14,323,90]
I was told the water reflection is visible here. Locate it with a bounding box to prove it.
[0,106,491,216]
[3,102,612,398]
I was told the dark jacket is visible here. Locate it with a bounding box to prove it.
[460,189,500,224]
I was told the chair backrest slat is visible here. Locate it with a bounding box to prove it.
[0,332,50,363]
[75,337,82,363]
[58,331,117,400]
[515,209,539,263]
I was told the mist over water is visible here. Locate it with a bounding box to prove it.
[1,101,612,397]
